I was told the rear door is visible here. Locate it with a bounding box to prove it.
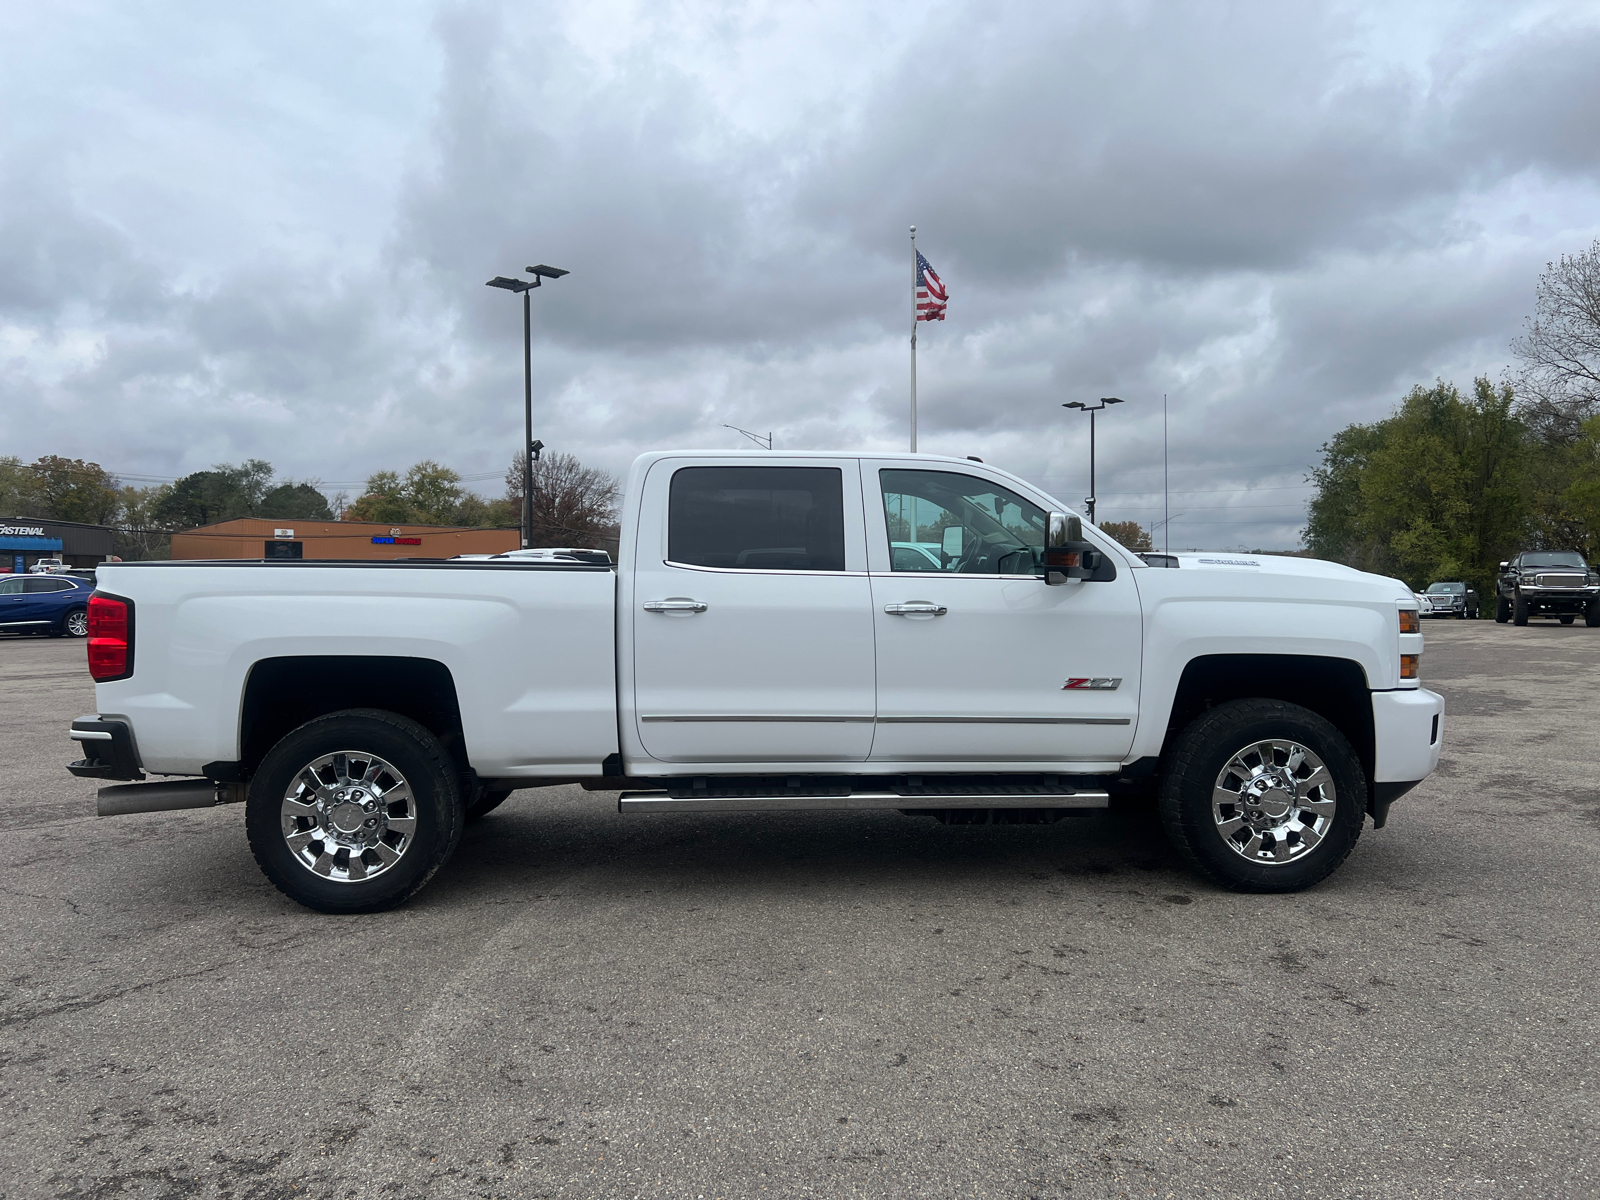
[630,458,877,763]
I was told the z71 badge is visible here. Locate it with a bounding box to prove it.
[1062,677,1122,690]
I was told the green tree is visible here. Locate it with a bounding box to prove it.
[0,457,41,516]
[342,461,499,526]
[260,482,333,521]
[1304,378,1527,594]
[29,456,120,524]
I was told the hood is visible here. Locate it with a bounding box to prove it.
[1158,553,1413,603]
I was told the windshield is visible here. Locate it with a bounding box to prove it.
[1521,552,1586,568]
[1426,583,1464,594]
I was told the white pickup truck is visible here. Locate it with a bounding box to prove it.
[67,451,1443,912]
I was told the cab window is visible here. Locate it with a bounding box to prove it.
[668,466,846,572]
[879,470,1046,575]
[0,577,23,595]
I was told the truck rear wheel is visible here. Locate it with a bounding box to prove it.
[246,709,465,913]
[1158,699,1364,893]
[1494,597,1509,623]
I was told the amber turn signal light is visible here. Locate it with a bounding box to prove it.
[1400,654,1419,679]
[1399,610,1419,634]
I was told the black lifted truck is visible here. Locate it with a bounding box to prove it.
[1495,551,1600,626]
[1422,581,1477,619]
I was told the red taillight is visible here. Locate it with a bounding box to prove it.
[87,594,132,681]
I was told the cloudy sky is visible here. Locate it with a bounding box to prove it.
[4,0,1598,548]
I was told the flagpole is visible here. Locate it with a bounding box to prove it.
[909,225,918,453]
[1163,393,1169,554]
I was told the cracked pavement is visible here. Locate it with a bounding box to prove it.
[0,624,1595,1198]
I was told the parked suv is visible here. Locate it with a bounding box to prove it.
[1495,552,1600,626]
[1423,581,1477,619]
[0,573,92,637]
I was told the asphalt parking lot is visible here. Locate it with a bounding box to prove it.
[1,622,1595,1200]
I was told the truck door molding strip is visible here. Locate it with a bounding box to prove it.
[877,716,1132,726]
[641,714,875,723]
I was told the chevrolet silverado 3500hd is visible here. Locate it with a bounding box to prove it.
[67,451,1442,911]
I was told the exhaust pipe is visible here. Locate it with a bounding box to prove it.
[97,779,245,817]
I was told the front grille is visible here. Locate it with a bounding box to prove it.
[1534,573,1588,588]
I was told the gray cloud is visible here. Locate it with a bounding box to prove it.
[1,0,1597,549]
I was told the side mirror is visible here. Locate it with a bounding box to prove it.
[1044,511,1109,584]
[941,526,964,559]
[1499,562,1509,570]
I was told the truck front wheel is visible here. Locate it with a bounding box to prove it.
[246,709,465,913]
[1512,593,1529,625]
[1158,699,1365,893]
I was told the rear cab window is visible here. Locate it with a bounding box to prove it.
[667,466,847,572]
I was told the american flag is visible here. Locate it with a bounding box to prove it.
[916,250,947,321]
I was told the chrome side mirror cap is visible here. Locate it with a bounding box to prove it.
[1045,511,1107,584]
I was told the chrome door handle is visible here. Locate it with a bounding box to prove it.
[884,602,948,616]
[643,599,708,614]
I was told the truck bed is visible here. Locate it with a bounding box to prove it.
[90,560,620,778]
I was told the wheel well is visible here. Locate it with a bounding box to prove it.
[1162,654,1374,783]
[238,656,464,775]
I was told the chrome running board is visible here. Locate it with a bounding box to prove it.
[618,789,1109,813]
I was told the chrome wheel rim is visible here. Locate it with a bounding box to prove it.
[66,611,88,637]
[1211,739,1335,865]
[279,751,418,883]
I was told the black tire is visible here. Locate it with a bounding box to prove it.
[1158,699,1365,894]
[1495,596,1510,623]
[1560,615,1576,625]
[1513,593,1529,626]
[466,784,513,821]
[61,607,88,638]
[1587,601,1600,628]
[246,709,464,913]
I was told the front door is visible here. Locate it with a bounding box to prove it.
[631,459,877,764]
[868,466,1143,764]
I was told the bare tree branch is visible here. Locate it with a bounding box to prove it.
[505,451,621,548]
[1511,240,1600,442]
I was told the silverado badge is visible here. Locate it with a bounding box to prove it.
[1063,677,1122,690]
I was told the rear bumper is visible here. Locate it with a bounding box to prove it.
[1368,688,1442,826]
[67,715,144,781]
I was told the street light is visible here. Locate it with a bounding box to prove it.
[487,264,569,548]
[1061,397,1123,525]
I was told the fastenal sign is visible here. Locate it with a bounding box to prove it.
[0,524,46,538]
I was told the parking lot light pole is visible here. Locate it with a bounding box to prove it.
[1062,397,1123,526]
[487,264,569,548]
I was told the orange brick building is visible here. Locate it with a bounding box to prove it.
[169,518,520,561]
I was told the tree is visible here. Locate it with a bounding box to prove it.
[1099,520,1152,552]
[154,459,280,528]
[260,482,333,521]
[505,451,620,547]
[29,456,120,524]
[1512,240,1600,443]
[1304,378,1529,593]
[342,461,508,526]
[0,457,41,516]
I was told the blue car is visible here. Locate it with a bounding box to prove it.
[0,574,92,638]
